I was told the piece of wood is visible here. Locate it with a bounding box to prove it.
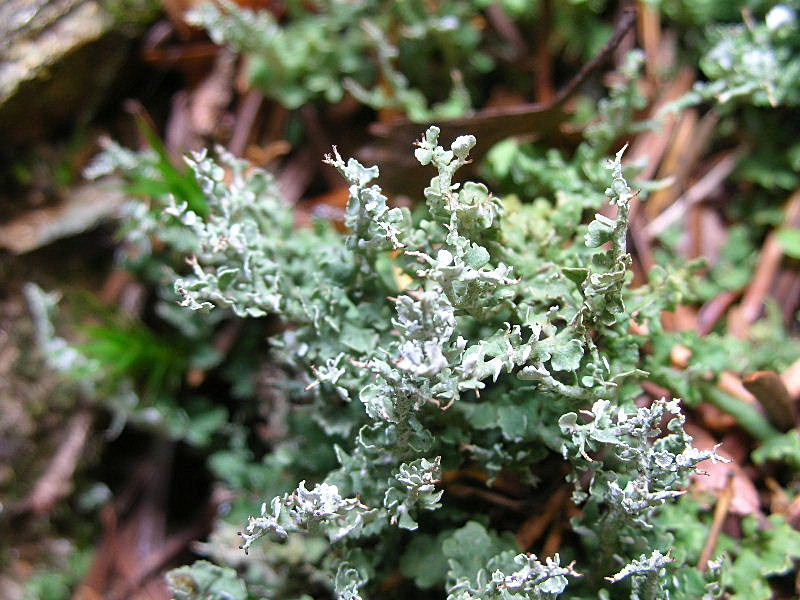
[637,0,661,82]
[516,486,569,550]
[644,109,719,222]
[743,371,798,430]
[1,0,111,102]
[698,471,734,571]
[24,409,93,515]
[0,178,125,254]
[0,0,131,146]
[696,290,740,336]
[729,188,800,337]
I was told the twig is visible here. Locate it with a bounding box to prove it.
[696,290,740,336]
[187,319,244,387]
[484,3,526,61]
[516,486,569,550]
[551,5,638,106]
[74,504,120,599]
[189,48,236,138]
[644,149,741,240]
[698,471,734,571]
[641,380,673,400]
[446,483,528,512]
[628,67,696,181]
[228,89,264,156]
[532,0,555,104]
[369,7,635,139]
[636,0,661,82]
[774,269,800,323]
[0,179,126,254]
[109,518,212,600]
[24,409,93,515]
[301,105,342,188]
[729,188,800,336]
[363,5,637,196]
[541,510,565,559]
[278,147,318,204]
[743,371,797,430]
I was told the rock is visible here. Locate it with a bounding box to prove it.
[0,0,145,147]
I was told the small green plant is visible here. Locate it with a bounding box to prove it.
[189,0,488,119]
[23,4,800,598]
[115,127,726,600]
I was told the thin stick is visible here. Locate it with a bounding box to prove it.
[532,0,555,104]
[24,409,93,515]
[541,510,565,559]
[516,486,569,550]
[698,471,734,571]
[730,188,800,336]
[228,89,263,157]
[484,3,526,61]
[743,371,797,430]
[696,290,740,336]
[637,0,661,82]
[366,4,638,171]
[446,483,527,512]
[643,144,739,241]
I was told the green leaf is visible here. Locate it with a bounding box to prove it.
[133,113,208,217]
[549,338,584,372]
[777,228,800,259]
[752,429,800,468]
[442,521,514,585]
[563,267,589,285]
[167,561,248,600]
[400,533,449,589]
[463,245,490,269]
[497,405,529,440]
[340,323,379,354]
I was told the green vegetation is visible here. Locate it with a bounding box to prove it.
[15,1,800,599]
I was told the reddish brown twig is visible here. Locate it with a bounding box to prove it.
[186,319,244,387]
[698,471,734,571]
[550,5,638,107]
[484,3,527,61]
[446,483,528,512]
[541,511,565,559]
[23,409,93,516]
[644,149,741,240]
[628,67,696,181]
[636,0,661,82]
[697,290,741,336]
[644,109,719,222]
[229,89,264,157]
[532,0,555,104]
[729,188,800,337]
[743,371,797,430]
[516,486,569,550]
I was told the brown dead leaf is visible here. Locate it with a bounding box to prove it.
[0,179,125,254]
[190,49,236,137]
[695,402,738,433]
[686,423,762,517]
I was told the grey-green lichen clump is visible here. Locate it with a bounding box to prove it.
[157,126,723,600]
